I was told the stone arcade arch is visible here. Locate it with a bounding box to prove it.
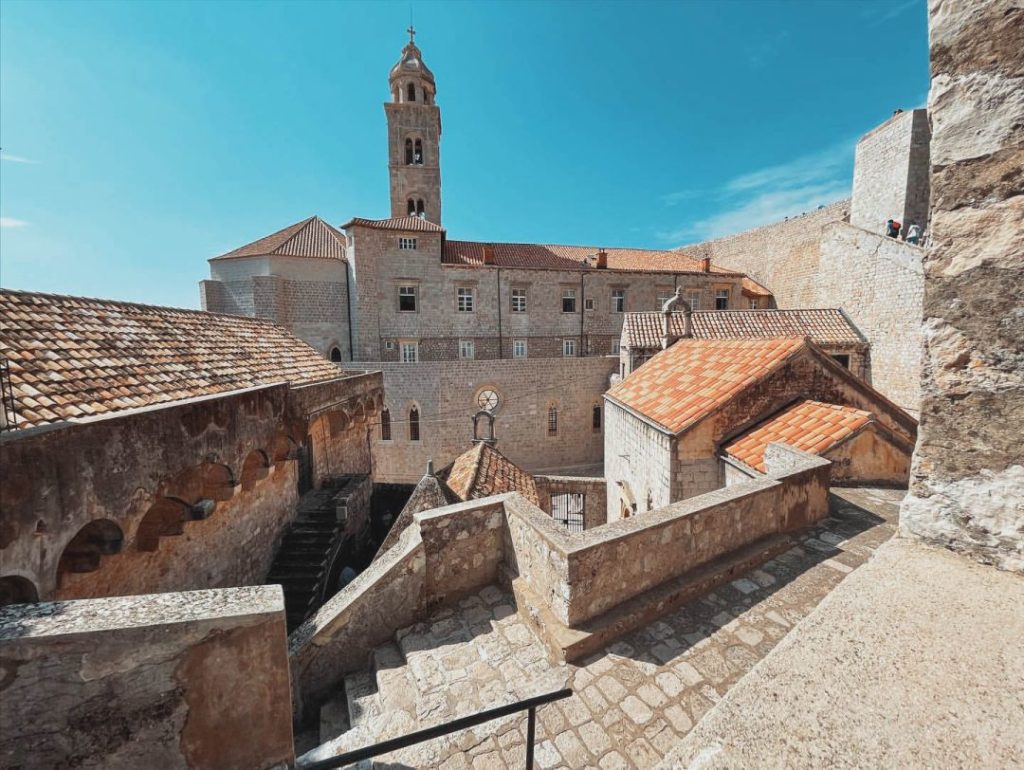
[56,519,124,585]
[0,575,39,606]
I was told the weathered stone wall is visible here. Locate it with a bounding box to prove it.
[680,199,851,309]
[534,475,609,530]
[818,221,926,415]
[371,357,617,483]
[850,109,931,235]
[827,427,911,486]
[0,585,293,770]
[900,0,1024,572]
[0,373,383,601]
[603,400,674,522]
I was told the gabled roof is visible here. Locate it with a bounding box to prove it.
[0,289,344,430]
[442,240,743,274]
[211,216,347,261]
[441,442,540,506]
[621,309,865,350]
[605,337,808,435]
[723,399,874,472]
[342,216,444,233]
[742,277,773,298]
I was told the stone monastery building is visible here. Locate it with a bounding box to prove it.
[201,30,771,365]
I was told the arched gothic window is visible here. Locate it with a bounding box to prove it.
[414,139,423,164]
[409,406,420,442]
[405,138,414,165]
[329,346,342,362]
[416,199,425,217]
[380,408,392,441]
[407,82,416,102]
[407,199,416,216]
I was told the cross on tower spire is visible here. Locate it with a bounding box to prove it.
[407,24,416,43]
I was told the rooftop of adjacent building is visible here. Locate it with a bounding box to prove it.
[621,307,866,350]
[0,287,347,430]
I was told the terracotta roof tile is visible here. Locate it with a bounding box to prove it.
[342,216,444,233]
[212,216,347,261]
[622,309,864,350]
[441,442,539,506]
[442,240,743,274]
[742,276,773,298]
[606,337,808,435]
[0,289,345,430]
[724,399,874,472]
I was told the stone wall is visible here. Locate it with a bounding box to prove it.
[603,400,674,521]
[371,357,617,483]
[850,109,931,235]
[818,221,925,415]
[0,372,384,602]
[900,0,1024,572]
[0,585,293,770]
[681,199,850,309]
[534,475,609,530]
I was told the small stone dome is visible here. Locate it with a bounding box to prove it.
[389,41,435,87]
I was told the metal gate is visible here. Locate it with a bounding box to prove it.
[551,493,585,533]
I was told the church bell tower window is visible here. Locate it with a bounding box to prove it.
[407,82,416,102]
[414,139,423,164]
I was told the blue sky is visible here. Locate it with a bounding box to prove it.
[1,0,928,309]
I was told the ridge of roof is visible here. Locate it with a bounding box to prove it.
[211,215,347,261]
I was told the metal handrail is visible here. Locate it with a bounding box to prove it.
[302,687,573,769]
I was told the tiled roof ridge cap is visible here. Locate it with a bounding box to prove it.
[0,287,288,326]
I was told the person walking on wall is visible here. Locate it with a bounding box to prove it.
[885,219,899,238]
[907,223,922,244]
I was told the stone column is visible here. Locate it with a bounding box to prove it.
[900,0,1024,572]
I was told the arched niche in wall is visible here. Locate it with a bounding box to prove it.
[239,449,271,492]
[270,433,299,464]
[136,497,194,553]
[0,575,39,606]
[57,519,124,584]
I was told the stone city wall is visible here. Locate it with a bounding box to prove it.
[0,585,293,770]
[371,357,618,483]
[680,199,851,309]
[900,0,1024,572]
[818,221,925,415]
[0,372,383,602]
[850,108,931,235]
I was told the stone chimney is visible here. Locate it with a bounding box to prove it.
[596,249,608,269]
[482,244,495,265]
[425,459,435,477]
[700,257,711,273]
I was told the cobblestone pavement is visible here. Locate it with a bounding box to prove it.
[303,487,903,769]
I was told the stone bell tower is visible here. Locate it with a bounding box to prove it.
[385,27,442,225]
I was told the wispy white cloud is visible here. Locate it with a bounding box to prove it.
[0,152,39,164]
[866,0,920,25]
[659,138,854,243]
[0,217,30,228]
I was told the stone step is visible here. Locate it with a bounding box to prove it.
[344,671,382,730]
[318,691,350,744]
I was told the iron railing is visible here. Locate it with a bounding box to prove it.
[303,687,573,770]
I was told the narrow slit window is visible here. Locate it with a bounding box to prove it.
[547,406,558,436]
[380,408,392,441]
[409,406,420,441]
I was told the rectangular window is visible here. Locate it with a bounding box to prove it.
[457,287,474,312]
[511,287,527,313]
[400,341,418,363]
[563,339,577,357]
[584,297,595,311]
[512,339,527,359]
[610,339,621,355]
[398,285,417,312]
[562,288,577,313]
[715,289,730,311]
[384,339,395,351]
[687,291,701,311]
[611,289,625,313]
[656,289,674,308]
[592,405,602,432]
[831,354,851,369]
[399,237,417,250]
[547,406,558,436]
[459,340,475,360]
[749,299,759,309]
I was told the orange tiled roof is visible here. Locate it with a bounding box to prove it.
[342,216,444,233]
[443,240,742,274]
[212,216,347,261]
[723,399,874,472]
[442,442,539,506]
[622,309,864,350]
[606,337,808,435]
[0,289,345,430]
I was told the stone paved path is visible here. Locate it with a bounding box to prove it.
[300,487,902,769]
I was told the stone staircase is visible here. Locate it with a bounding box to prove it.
[267,478,353,631]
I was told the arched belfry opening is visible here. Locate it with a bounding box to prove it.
[472,410,496,446]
